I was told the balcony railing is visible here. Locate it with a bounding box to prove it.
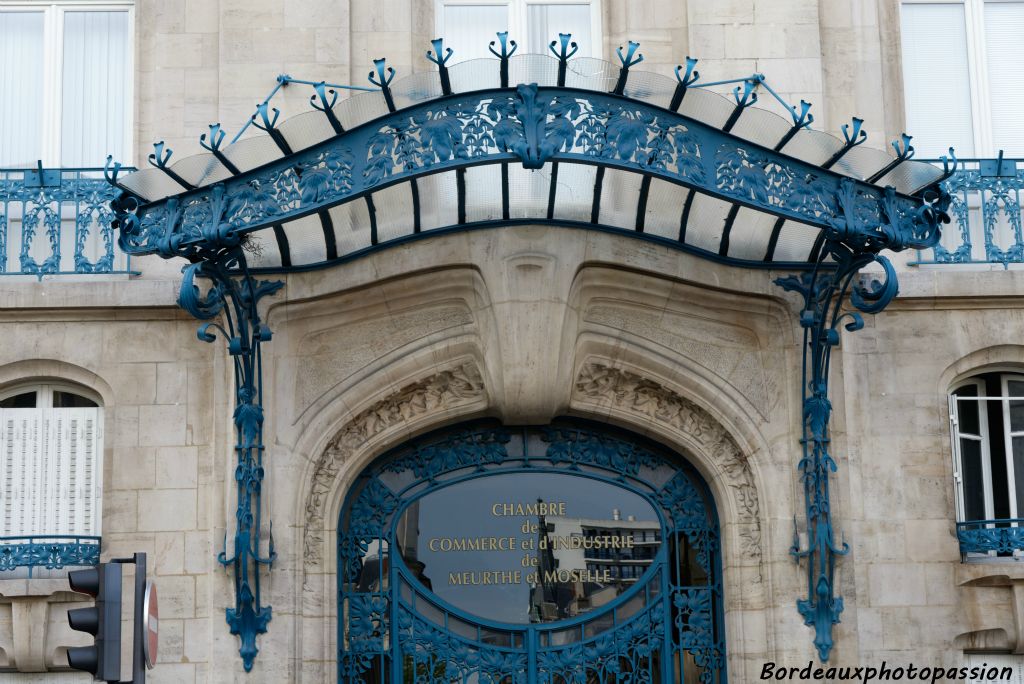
[956,519,1024,559]
[0,535,101,577]
[915,157,1024,266]
[0,166,136,277]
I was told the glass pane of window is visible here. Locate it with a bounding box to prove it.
[527,3,594,58]
[985,2,1024,156]
[442,4,510,61]
[0,391,37,409]
[960,437,988,521]
[53,390,98,408]
[900,3,975,157]
[955,385,981,436]
[0,12,45,166]
[61,11,131,166]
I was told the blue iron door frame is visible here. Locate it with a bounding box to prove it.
[337,420,726,684]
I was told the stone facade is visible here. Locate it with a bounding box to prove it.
[0,1,1019,682]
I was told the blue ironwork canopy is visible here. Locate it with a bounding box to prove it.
[103,35,955,671]
[108,38,951,272]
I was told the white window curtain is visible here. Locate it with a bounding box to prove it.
[0,5,131,168]
[900,3,976,157]
[439,1,600,62]
[1,406,103,537]
[61,10,131,167]
[525,3,593,57]
[0,12,45,167]
[983,2,1024,156]
[442,4,510,61]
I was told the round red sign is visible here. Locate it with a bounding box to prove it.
[143,580,158,669]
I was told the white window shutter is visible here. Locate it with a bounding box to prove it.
[48,407,102,536]
[964,654,1024,684]
[0,406,102,539]
[0,408,46,537]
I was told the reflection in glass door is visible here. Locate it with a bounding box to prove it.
[338,421,727,683]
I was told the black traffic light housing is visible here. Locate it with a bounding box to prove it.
[67,562,122,681]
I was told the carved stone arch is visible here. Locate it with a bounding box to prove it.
[939,343,1024,392]
[298,360,490,575]
[567,358,770,602]
[293,358,492,677]
[0,358,115,407]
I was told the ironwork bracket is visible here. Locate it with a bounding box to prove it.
[176,245,282,671]
[774,182,950,661]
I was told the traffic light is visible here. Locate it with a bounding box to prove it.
[67,562,122,681]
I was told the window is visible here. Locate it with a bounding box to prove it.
[0,2,133,167]
[0,382,103,542]
[901,0,1024,157]
[436,0,602,61]
[950,372,1024,556]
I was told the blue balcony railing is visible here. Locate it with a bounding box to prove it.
[915,157,1024,266]
[0,535,101,577]
[956,519,1024,558]
[0,166,136,278]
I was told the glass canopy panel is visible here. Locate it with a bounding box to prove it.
[464,164,505,223]
[550,162,597,223]
[277,110,338,151]
[772,219,820,262]
[683,194,732,254]
[564,57,617,92]
[394,472,663,625]
[596,168,643,228]
[637,177,688,241]
[0,11,44,166]
[725,206,779,261]
[729,105,793,149]
[390,71,444,111]
[372,183,416,244]
[781,127,844,166]
[622,69,677,108]
[448,58,504,93]
[508,53,560,87]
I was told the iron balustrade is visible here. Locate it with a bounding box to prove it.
[0,534,101,577]
[0,167,136,278]
[956,519,1024,558]
[916,157,1024,265]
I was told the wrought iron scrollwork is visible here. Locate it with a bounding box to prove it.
[178,246,283,671]
[774,181,950,661]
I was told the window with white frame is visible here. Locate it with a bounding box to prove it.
[900,0,1024,157]
[436,0,602,62]
[0,2,133,168]
[0,382,103,541]
[950,373,1024,549]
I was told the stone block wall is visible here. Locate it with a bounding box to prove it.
[2,1,1017,682]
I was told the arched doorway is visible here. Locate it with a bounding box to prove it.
[337,419,726,683]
